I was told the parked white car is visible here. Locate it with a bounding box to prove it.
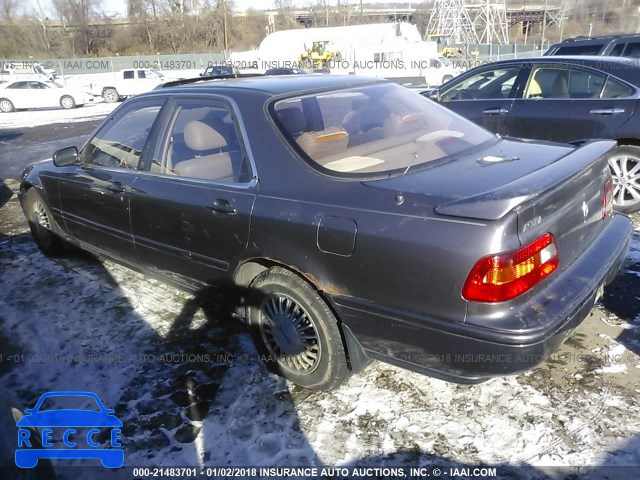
[0,80,92,113]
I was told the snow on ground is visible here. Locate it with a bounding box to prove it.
[1,190,639,478]
[0,102,118,129]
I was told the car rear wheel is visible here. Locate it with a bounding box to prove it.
[60,95,75,109]
[247,267,350,391]
[103,88,119,103]
[0,98,14,113]
[608,146,640,213]
[24,188,64,256]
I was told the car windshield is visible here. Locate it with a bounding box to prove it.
[272,82,495,176]
[38,395,101,412]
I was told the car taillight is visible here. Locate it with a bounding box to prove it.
[602,177,613,219]
[462,233,559,303]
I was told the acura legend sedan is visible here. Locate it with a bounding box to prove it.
[19,75,633,390]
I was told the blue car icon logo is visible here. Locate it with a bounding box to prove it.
[15,391,123,468]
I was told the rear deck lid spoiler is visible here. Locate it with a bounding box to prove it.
[435,140,617,221]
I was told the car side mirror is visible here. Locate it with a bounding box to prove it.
[428,89,441,101]
[23,408,35,415]
[53,146,78,167]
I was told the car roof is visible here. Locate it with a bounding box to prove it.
[153,74,383,96]
[558,33,640,44]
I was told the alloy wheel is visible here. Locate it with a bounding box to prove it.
[609,154,640,209]
[31,199,53,247]
[259,294,321,375]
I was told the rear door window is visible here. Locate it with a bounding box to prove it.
[622,42,640,58]
[156,99,252,183]
[524,67,607,99]
[602,76,635,98]
[552,44,606,55]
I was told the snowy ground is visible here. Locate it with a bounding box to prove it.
[1,173,639,479]
[0,101,118,129]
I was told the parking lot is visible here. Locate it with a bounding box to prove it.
[1,114,640,479]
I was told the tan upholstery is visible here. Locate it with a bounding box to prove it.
[296,127,349,159]
[183,120,227,151]
[172,120,234,182]
[383,113,425,138]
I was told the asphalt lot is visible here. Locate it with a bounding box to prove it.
[1,118,639,478]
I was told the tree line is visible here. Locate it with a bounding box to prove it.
[0,0,638,59]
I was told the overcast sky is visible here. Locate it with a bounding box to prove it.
[36,0,418,18]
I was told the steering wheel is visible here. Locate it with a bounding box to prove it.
[452,90,476,100]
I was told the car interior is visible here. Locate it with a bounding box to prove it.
[153,105,249,183]
[274,85,484,174]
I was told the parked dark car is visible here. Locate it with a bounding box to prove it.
[19,75,632,391]
[546,34,640,58]
[424,56,640,212]
[265,67,308,75]
[200,65,239,77]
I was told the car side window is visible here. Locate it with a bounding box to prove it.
[622,42,640,58]
[138,70,146,79]
[123,70,134,80]
[610,43,626,56]
[83,99,165,170]
[602,76,635,98]
[8,81,28,89]
[524,67,606,99]
[156,99,251,184]
[440,67,520,102]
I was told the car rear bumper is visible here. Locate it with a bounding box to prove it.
[332,214,633,383]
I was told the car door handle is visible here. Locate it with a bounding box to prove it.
[483,108,509,116]
[590,108,625,115]
[206,199,237,215]
[107,182,126,193]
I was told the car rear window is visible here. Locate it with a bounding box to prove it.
[552,44,605,55]
[272,83,494,176]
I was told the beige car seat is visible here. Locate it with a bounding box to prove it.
[172,120,234,182]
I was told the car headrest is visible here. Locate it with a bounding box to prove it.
[296,127,349,160]
[277,107,307,138]
[184,120,227,151]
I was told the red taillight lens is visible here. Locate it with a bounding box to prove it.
[602,177,613,219]
[462,233,559,303]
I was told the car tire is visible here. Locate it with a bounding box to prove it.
[0,98,14,113]
[103,88,119,103]
[607,145,640,213]
[60,95,75,109]
[247,267,350,391]
[24,188,65,257]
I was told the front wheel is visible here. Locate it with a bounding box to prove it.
[60,95,76,109]
[608,145,640,213]
[247,267,350,391]
[0,98,14,113]
[24,188,64,256]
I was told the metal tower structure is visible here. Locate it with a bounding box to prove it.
[426,0,479,45]
[473,1,509,45]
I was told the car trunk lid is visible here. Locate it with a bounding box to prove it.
[363,138,616,269]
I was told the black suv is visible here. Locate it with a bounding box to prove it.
[546,34,640,58]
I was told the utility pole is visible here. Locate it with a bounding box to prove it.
[223,0,228,52]
[540,0,548,50]
[559,0,566,42]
